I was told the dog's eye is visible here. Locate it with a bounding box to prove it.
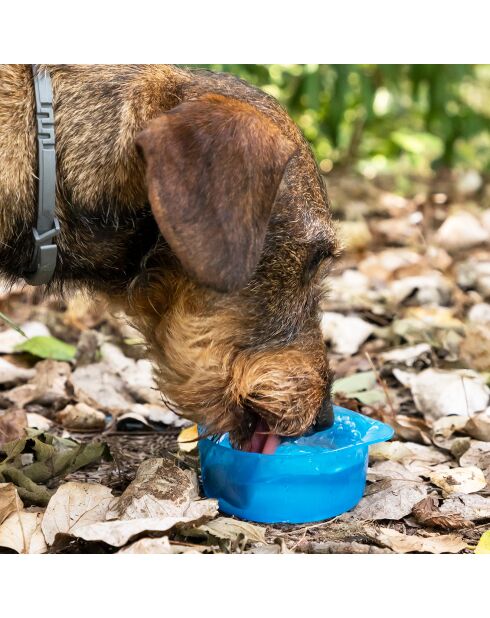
[303,247,328,283]
[307,248,328,272]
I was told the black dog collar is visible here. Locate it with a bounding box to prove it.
[23,65,60,285]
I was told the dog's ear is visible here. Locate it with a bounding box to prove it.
[135,94,295,292]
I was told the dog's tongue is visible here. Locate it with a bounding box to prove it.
[248,419,281,455]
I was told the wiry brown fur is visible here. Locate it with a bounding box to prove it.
[0,64,339,446]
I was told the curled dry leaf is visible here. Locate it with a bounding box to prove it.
[69,363,132,413]
[412,495,474,530]
[321,313,374,356]
[0,409,27,447]
[380,344,432,367]
[184,516,267,545]
[56,402,106,431]
[28,360,71,408]
[464,410,490,442]
[0,482,23,525]
[0,511,46,554]
[178,424,198,452]
[26,413,52,432]
[430,466,487,497]
[369,526,467,554]
[398,368,490,420]
[392,415,431,444]
[100,343,162,406]
[432,416,468,441]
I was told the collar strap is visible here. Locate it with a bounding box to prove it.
[23,65,60,286]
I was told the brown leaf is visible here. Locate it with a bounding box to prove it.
[0,482,24,525]
[412,496,474,530]
[392,414,432,444]
[0,409,27,447]
[368,526,467,554]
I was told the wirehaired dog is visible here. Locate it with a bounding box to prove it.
[0,65,338,451]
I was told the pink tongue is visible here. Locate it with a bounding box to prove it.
[249,419,281,455]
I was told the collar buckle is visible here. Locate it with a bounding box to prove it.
[23,65,59,286]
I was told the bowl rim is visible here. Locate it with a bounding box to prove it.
[198,406,394,461]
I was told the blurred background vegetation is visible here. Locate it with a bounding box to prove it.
[190,65,490,180]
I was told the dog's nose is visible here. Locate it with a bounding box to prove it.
[314,396,334,431]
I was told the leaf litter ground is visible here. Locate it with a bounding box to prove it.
[1,169,490,554]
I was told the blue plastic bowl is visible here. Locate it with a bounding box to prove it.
[199,406,394,524]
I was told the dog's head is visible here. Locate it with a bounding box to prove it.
[134,93,338,450]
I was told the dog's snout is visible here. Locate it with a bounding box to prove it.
[314,396,334,432]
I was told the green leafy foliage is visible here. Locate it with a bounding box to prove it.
[15,336,76,361]
[0,429,110,505]
[191,64,490,174]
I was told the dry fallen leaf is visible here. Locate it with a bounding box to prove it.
[56,402,106,431]
[435,211,489,252]
[398,368,490,420]
[430,466,487,497]
[367,460,424,483]
[28,360,72,408]
[432,416,468,441]
[350,479,427,521]
[69,363,132,413]
[412,495,474,529]
[392,415,431,444]
[0,482,23,525]
[41,482,114,545]
[460,324,490,371]
[321,312,374,356]
[118,536,209,554]
[368,526,467,554]
[106,457,212,521]
[369,440,449,465]
[464,410,490,442]
[439,494,490,522]
[42,458,218,548]
[0,408,27,447]
[380,343,432,367]
[0,511,46,554]
[178,424,198,452]
[0,357,35,385]
[185,516,267,545]
[474,530,490,554]
[459,440,490,471]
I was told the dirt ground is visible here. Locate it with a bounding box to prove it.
[1,168,490,554]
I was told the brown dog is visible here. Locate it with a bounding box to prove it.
[0,64,338,450]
